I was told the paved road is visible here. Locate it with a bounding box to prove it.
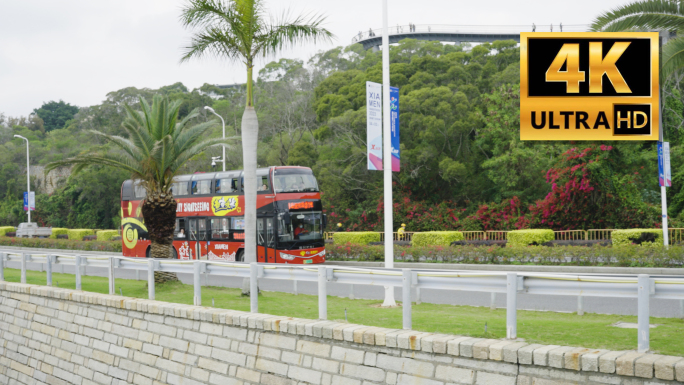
[6,254,684,318]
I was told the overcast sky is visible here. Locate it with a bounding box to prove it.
[0,0,627,117]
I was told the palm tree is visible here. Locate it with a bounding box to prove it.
[179,0,333,263]
[46,95,231,281]
[591,0,684,79]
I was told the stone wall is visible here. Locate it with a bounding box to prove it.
[0,281,682,385]
[29,165,71,195]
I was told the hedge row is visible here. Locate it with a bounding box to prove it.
[0,227,15,237]
[507,229,554,247]
[96,230,119,241]
[325,243,684,268]
[412,231,464,246]
[332,232,380,245]
[612,229,662,246]
[67,229,94,241]
[0,236,122,252]
[49,228,69,239]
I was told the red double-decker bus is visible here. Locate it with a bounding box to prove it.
[120,166,326,264]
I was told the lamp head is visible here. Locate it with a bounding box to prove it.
[204,106,215,113]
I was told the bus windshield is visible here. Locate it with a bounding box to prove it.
[274,170,318,193]
[278,211,323,243]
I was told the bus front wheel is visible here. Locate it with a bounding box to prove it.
[145,247,150,258]
[236,249,244,262]
[172,247,178,259]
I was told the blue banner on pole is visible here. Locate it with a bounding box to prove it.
[390,86,400,172]
[658,141,671,187]
[23,192,28,211]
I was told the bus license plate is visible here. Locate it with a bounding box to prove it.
[304,259,313,264]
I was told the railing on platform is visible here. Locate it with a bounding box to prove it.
[326,228,680,244]
[587,229,615,241]
[462,231,486,241]
[1,249,681,353]
[554,230,586,241]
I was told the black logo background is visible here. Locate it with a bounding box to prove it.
[527,38,651,97]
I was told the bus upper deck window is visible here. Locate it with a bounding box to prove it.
[192,180,211,195]
[217,178,237,194]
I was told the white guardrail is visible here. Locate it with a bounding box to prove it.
[1,250,683,353]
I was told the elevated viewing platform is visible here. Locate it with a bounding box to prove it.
[352,24,590,50]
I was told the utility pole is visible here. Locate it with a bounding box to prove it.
[381,0,397,307]
[14,135,30,223]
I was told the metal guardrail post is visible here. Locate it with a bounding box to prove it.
[506,273,517,339]
[21,252,27,284]
[402,269,412,330]
[490,292,496,310]
[318,266,327,320]
[46,255,53,287]
[638,274,650,353]
[108,257,115,295]
[75,255,82,290]
[0,252,5,281]
[193,262,201,306]
[293,280,298,296]
[349,283,354,300]
[577,295,584,316]
[250,263,258,313]
[147,259,155,300]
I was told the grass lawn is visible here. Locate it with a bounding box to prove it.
[4,268,684,356]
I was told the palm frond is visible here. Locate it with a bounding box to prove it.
[663,36,684,78]
[255,11,334,57]
[591,0,684,31]
[88,130,144,162]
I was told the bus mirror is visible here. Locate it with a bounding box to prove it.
[322,214,327,229]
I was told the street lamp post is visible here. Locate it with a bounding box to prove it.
[14,135,30,223]
[381,0,397,307]
[204,106,226,172]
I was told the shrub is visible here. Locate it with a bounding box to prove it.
[0,236,122,252]
[332,232,380,245]
[508,229,554,247]
[612,229,663,246]
[325,243,684,267]
[413,231,464,246]
[0,226,15,236]
[67,229,94,241]
[49,228,69,239]
[452,240,507,248]
[96,230,119,241]
[6,232,16,237]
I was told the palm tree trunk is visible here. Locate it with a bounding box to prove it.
[242,106,259,264]
[142,192,179,284]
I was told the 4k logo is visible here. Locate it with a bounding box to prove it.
[520,32,659,141]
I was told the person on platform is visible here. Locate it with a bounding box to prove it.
[335,223,344,232]
[177,229,186,238]
[397,223,407,240]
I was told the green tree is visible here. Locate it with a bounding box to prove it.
[179,0,332,262]
[33,100,79,132]
[45,95,229,280]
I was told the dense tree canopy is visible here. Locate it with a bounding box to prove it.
[33,100,79,132]
[0,39,679,231]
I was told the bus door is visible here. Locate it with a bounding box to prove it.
[257,217,276,263]
[188,217,209,260]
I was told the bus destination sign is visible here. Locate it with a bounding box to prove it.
[520,32,659,141]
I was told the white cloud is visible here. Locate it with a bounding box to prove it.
[0,0,626,116]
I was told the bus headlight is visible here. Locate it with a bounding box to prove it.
[279,253,295,260]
